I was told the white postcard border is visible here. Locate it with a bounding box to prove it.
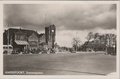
[0,1,119,79]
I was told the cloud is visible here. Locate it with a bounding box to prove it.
[4,4,116,31]
[4,4,117,47]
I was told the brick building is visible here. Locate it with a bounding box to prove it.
[28,32,39,50]
[3,28,39,53]
[45,24,56,49]
[3,24,56,53]
[38,33,47,50]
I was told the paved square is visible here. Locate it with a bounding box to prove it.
[4,52,116,75]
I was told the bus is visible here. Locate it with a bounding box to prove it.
[3,45,13,54]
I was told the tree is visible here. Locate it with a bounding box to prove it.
[86,32,94,42]
[105,34,116,47]
[94,33,100,40]
[72,37,81,51]
[104,34,116,55]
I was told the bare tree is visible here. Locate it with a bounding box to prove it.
[72,37,81,51]
[105,34,116,47]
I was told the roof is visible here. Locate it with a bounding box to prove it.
[15,40,29,45]
[38,33,45,38]
[5,28,39,37]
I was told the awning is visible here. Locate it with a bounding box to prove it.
[15,40,29,45]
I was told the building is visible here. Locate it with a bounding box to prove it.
[38,33,47,50]
[3,28,39,53]
[14,30,29,52]
[28,32,39,50]
[3,24,56,54]
[45,24,56,49]
[39,33,46,44]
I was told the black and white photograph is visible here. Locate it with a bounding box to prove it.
[1,1,119,78]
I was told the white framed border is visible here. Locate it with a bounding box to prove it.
[0,1,119,79]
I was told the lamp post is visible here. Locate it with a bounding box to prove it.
[76,32,78,52]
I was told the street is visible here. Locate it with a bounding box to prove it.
[4,52,116,75]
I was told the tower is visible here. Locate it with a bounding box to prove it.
[45,24,56,49]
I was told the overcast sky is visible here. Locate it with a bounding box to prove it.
[4,4,116,47]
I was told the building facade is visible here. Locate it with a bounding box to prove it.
[45,24,56,49]
[14,30,29,52]
[3,24,56,54]
[3,28,38,53]
[28,32,39,50]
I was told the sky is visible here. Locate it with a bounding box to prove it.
[4,4,116,47]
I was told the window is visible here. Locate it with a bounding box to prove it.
[20,35,26,41]
[16,34,26,41]
[16,35,20,40]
